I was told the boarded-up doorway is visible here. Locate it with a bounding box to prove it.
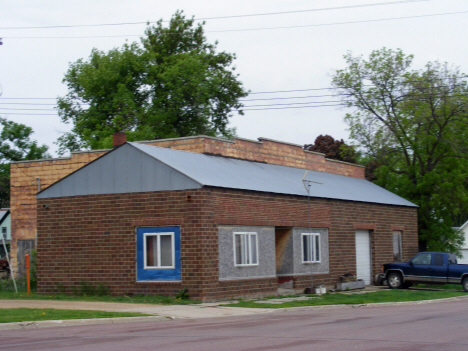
[17,239,35,276]
[275,227,293,289]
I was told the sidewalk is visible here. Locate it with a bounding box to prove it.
[0,299,276,330]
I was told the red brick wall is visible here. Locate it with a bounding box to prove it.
[37,187,417,301]
[37,189,218,300]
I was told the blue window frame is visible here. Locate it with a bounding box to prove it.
[136,226,181,281]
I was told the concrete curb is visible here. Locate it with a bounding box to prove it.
[0,315,168,331]
[270,293,468,313]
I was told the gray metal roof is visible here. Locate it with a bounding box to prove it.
[37,142,416,207]
[130,143,416,207]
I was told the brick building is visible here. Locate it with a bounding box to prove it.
[9,135,364,275]
[32,137,418,301]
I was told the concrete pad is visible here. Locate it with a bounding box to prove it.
[253,296,319,304]
[115,304,277,319]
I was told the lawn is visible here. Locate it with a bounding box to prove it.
[0,308,151,324]
[223,289,467,308]
[0,279,198,304]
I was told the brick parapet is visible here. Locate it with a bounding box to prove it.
[142,136,365,179]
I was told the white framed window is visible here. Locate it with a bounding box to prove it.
[302,233,321,263]
[143,232,175,269]
[234,232,258,266]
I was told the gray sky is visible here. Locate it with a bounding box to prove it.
[1,0,467,156]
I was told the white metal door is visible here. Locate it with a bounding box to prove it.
[355,230,371,285]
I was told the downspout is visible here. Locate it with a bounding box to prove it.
[36,177,40,247]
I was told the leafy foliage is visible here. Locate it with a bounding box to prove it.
[175,288,190,300]
[304,134,357,163]
[30,249,37,289]
[332,48,468,252]
[0,118,49,207]
[57,11,248,154]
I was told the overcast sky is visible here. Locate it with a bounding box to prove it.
[1,0,467,156]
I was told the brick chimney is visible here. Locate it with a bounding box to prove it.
[113,132,127,148]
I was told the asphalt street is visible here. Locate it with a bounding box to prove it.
[1,298,468,351]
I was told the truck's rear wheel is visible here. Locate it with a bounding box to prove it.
[387,272,403,289]
[462,277,468,292]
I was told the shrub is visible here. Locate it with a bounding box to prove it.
[175,288,190,300]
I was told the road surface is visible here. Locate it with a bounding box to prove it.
[1,299,468,350]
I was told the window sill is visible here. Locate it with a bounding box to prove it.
[136,280,182,283]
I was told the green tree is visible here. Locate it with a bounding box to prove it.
[57,11,248,154]
[332,48,468,253]
[0,118,50,207]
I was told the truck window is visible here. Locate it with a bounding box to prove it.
[448,254,457,264]
[434,254,444,266]
[412,253,432,265]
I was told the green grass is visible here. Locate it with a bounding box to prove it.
[413,284,463,291]
[223,289,467,308]
[0,291,200,305]
[0,308,151,324]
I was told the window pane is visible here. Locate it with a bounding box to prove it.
[146,236,157,267]
[412,253,432,265]
[434,254,444,266]
[250,234,258,264]
[234,233,258,265]
[160,235,173,267]
[315,235,320,262]
[303,235,314,262]
[303,235,308,262]
[245,235,250,264]
[235,234,242,265]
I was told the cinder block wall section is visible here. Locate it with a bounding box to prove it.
[210,188,418,299]
[10,150,107,274]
